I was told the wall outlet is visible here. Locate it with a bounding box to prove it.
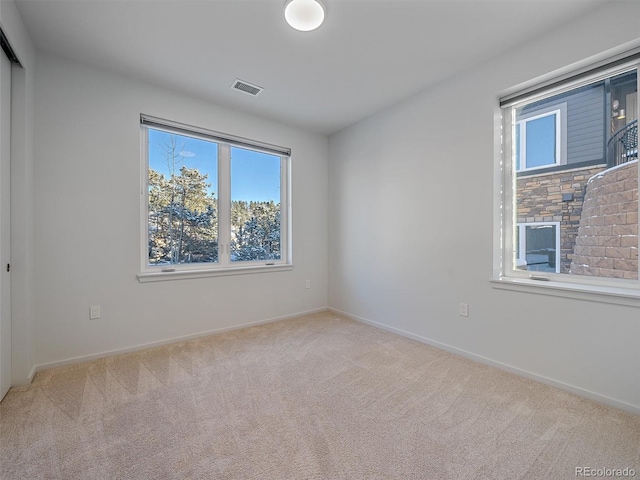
[459,303,469,317]
[305,280,311,289]
[90,305,101,320]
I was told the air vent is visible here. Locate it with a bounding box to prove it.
[231,79,264,96]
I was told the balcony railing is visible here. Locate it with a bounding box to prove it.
[607,119,638,167]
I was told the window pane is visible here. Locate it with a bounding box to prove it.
[147,129,218,265]
[525,114,556,168]
[513,69,638,280]
[230,147,281,262]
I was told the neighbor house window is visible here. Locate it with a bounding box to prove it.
[516,223,560,273]
[497,54,639,293]
[140,115,291,279]
[515,107,564,171]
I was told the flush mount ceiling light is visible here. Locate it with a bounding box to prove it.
[284,0,325,32]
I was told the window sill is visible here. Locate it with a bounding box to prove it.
[138,263,294,283]
[490,276,640,307]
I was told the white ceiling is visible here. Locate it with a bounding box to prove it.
[14,0,609,135]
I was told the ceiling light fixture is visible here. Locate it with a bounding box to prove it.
[284,0,325,32]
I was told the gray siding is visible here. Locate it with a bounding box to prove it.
[566,84,604,164]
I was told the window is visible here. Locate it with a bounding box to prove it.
[140,116,291,279]
[515,107,563,171]
[497,54,639,296]
[516,223,560,273]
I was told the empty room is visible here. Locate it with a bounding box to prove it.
[0,0,639,478]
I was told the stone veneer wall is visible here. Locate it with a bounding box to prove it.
[570,160,638,279]
[517,166,607,273]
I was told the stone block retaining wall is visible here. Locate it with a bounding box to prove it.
[569,160,638,279]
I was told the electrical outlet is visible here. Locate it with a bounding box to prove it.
[90,305,101,320]
[305,280,311,289]
[459,303,469,317]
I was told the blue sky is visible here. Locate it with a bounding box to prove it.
[148,129,280,202]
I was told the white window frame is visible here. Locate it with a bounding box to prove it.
[493,54,640,305]
[515,104,566,172]
[138,116,292,282]
[516,222,561,274]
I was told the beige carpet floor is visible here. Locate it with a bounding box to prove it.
[1,311,639,479]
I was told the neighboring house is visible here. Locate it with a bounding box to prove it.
[516,70,638,274]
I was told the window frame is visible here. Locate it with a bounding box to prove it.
[138,116,292,282]
[494,56,640,303]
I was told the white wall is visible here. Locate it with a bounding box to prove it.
[0,0,36,385]
[329,1,640,413]
[33,52,328,367]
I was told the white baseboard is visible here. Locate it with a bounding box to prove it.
[9,364,37,389]
[27,365,36,383]
[35,307,330,373]
[329,307,640,417]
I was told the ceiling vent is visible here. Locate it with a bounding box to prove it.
[231,79,264,97]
